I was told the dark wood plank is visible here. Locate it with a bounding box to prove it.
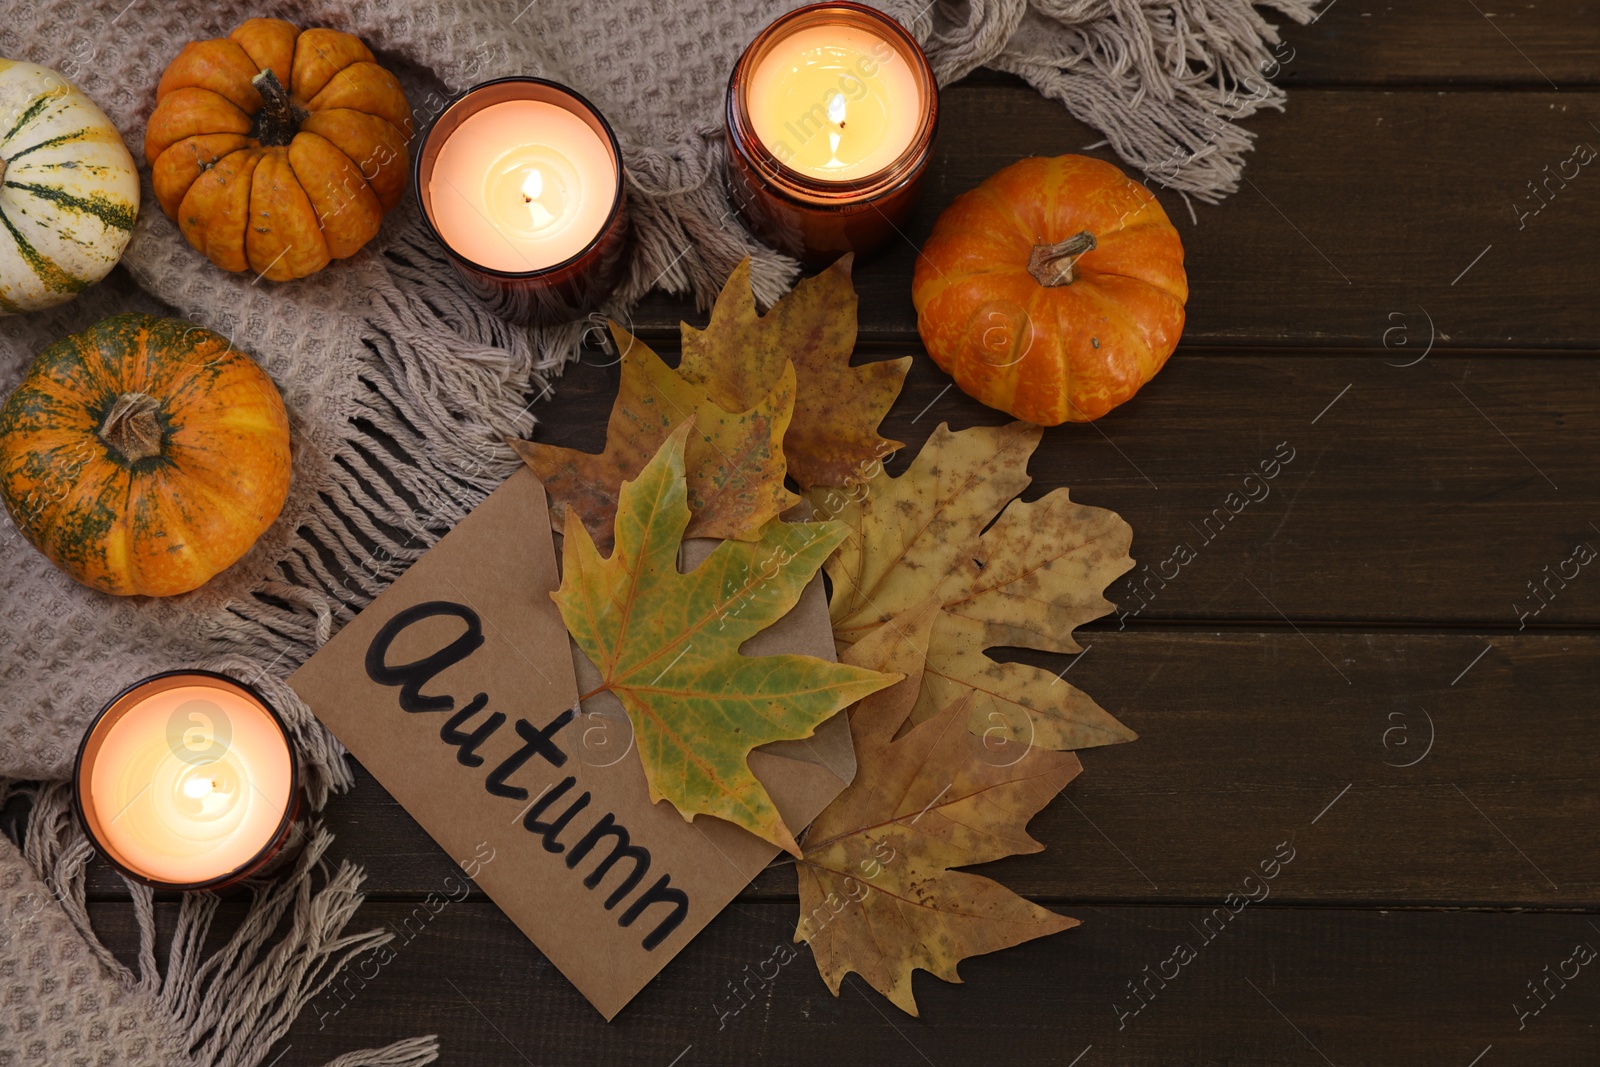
[962,1,1600,89]
[16,343,1590,634]
[87,900,1600,1065]
[1279,0,1600,87]
[319,630,1600,910]
[628,86,1600,349]
[85,630,1600,908]
[542,351,1600,628]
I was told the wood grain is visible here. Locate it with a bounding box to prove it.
[629,87,1600,349]
[1279,0,1599,87]
[322,627,1599,910]
[84,630,1600,907]
[87,901,1600,1066]
[964,1,1600,89]
[508,352,1600,628]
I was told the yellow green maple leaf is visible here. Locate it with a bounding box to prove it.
[797,600,1082,1015]
[511,322,798,553]
[809,421,1137,751]
[552,424,899,855]
[678,255,910,490]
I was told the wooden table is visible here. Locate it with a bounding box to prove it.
[90,3,1600,1062]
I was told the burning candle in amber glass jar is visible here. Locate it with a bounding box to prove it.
[413,77,630,326]
[725,2,938,265]
[74,671,300,890]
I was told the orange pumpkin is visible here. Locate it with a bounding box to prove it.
[911,155,1187,424]
[144,18,413,282]
[0,313,292,596]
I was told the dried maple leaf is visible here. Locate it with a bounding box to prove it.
[512,323,798,552]
[678,255,911,489]
[552,424,899,855]
[810,421,1137,751]
[796,600,1082,1015]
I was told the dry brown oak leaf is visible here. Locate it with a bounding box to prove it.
[797,599,1082,1015]
[678,254,910,490]
[809,421,1136,751]
[552,425,898,855]
[511,322,798,553]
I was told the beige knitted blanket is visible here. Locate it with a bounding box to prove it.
[0,0,1315,1062]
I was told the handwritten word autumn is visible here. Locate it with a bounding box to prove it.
[365,601,690,952]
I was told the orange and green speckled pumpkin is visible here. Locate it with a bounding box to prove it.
[0,312,291,596]
[911,155,1187,425]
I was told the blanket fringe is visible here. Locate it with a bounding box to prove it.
[186,217,560,802]
[15,781,120,972]
[9,782,438,1067]
[916,0,1322,205]
[311,1037,444,1067]
[617,132,802,312]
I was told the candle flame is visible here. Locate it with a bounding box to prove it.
[822,94,848,169]
[827,93,847,126]
[521,168,542,203]
[181,775,214,799]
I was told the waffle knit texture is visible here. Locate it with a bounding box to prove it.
[0,0,1315,1062]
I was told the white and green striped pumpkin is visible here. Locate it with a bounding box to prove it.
[0,59,138,315]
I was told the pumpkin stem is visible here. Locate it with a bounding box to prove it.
[100,393,165,464]
[251,69,304,147]
[1027,230,1097,287]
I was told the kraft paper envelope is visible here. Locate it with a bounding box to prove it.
[290,467,856,1019]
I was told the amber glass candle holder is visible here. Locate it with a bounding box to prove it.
[725,2,938,265]
[74,670,301,891]
[413,77,630,327]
